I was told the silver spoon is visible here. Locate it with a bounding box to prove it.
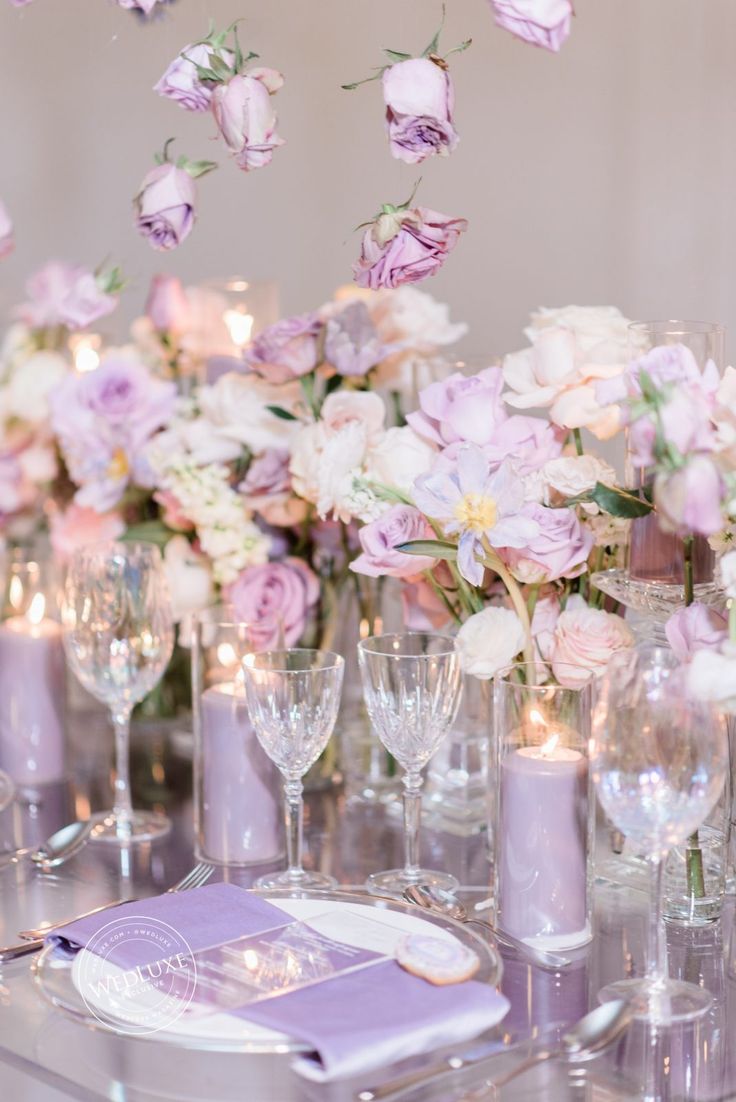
[358,999,631,1102]
[455,999,633,1101]
[403,884,571,970]
[29,820,96,870]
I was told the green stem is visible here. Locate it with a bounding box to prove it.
[526,584,540,624]
[682,534,704,900]
[573,428,584,457]
[424,569,463,626]
[482,541,534,668]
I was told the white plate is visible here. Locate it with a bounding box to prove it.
[33,887,501,1053]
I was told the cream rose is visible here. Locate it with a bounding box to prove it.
[365,426,436,494]
[456,606,527,680]
[198,372,301,454]
[163,535,214,626]
[550,598,634,687]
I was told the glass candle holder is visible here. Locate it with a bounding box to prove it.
[202,278,279,355]
[493,663,593,950]
[0,553,66,787]
[627,321,723,586]
[192,606,284,867]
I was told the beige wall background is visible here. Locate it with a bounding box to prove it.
[0,0,734,358]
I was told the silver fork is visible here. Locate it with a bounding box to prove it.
[0,862,214,963]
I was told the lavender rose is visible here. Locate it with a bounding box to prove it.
[489,0,573,52]
[408,368,507,449]
[134,163,197,252]
[0,199,13,259]
[665,603,727,664]
[654,456,724,538]
[324,302,387,377]
[154,43,229,112]
[211,71,285,172]
[351,504,437,580]
[502,503,593,584]
[244,313,322,383]
[382,58,459,165]
[145,274,190,332]
[225,558,320,647]
[353,205,468,290]
[19,262,119,331]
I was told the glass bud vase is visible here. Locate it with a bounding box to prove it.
[192,606,284,867]
[493,663,593,950]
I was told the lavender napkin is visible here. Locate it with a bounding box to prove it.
[49,883,509,1081]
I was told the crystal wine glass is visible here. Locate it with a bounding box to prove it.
[62,541,175,844]
[358,632,463,896]
[242,648,344,889]
[592,645,728,1023]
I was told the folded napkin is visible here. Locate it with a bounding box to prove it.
[49,883,509,1081]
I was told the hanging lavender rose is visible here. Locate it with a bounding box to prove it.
[353,202,468,290]
[0,199,14,259]
[211,70,285,172]
[383,58,459,164]
[154,43,231,112]
[489,0,573,52]
[18,261,122,331]
[134,144,216,253]
[117,0,174,16]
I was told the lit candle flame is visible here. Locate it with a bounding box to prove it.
[28,592,46,626]
[70,334,101,373]
[539,732,559,758]
[216,642,238,669]
[224,308,254,349]
[528,707,547,728]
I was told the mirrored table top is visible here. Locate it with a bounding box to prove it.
[0,708,734,1102]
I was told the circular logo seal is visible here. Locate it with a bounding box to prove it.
[77,915,197,1036]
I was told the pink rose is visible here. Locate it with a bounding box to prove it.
[0,198,14,259]
[153,489,193,532]
[134,163,196,252]
[353,205,468,290]
[654,456,724,538]
[145,274,190,332]
[239,449,308,527]
[407,368,507,449]
[550,599,634,688]
[489,0,572,52]
[665,603,727,664]
[401,576,453,632]
[211,72,285,172]
[531,588,561,661]
[482,415,564,475]
[502,503,593,583]
[154,43,230,112]
[244,313,322,383]
[225,558,320,648]
[324,302,388,376]
[50,504,125,562]
[351,504,436,580]
[382,58,459,165]
[18,261,118,331]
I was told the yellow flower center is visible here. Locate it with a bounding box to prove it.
[454,493,497,533]
[107,448,129,481]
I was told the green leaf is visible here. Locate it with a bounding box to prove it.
[184,160,218,179]
[382,49,412,62]
[395,539,458,561]
[324,374,343,396]
[591,482,654,518]
[121,520,173,550]
[209,53,233,80]
[266,404,299,421]
[421,2,446,57]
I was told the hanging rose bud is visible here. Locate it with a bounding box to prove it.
[133,141,217,252]
[211,71,285,172]
[488,0,573,52]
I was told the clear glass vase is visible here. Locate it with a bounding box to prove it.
[425,673,491,836]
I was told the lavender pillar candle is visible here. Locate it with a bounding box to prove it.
[498,731,589,949]
[0,614,66,786]
[198,683,282,865]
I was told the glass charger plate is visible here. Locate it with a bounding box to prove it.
[32,886,502,1054]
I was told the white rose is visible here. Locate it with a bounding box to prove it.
[163,535,214,625]
[456,607,527,680]
[550,598,634,687]
[370,286,467,348]
[719,550,736,598]
[525,305,631,362]
[7,351,69,423]
[687,643,736,708]
[290,422,325,506]
[198,372,300,454]
[17,440,57,484]
[365,426,437,494]
[537,454,617,511]
[320,390,385,442]
[316,422,371,521]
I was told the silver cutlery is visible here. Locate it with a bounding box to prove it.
[29,819,97,870]
[403,884,572,970]
[0,861,214,963]
[357,999,631,1102]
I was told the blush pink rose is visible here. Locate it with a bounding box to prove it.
[401,577,453,632]
[50,504,125,561]
[225,558,320,648]
[351,504,437,579]
[407,368,507,449]
[0,198,13,259]
[211,72,285,172]
[382,58,459,165]
[244,313,322,383]
[665,603,727,664]
[134,164,196,252]
[502,504,593,583]
[18,261,118,331]
[531,588,561,661]
[145,274,190,332]
[550,599,634,687]
[489,0,572,52]
[654,456,724,538]
[353,206,468,290]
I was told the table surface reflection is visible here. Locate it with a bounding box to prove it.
[0,709,734,1102]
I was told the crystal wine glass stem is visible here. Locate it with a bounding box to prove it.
[646,854,667,986]
[111,707,133,826]
[284,777,305,880]
[402,770,423,881]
